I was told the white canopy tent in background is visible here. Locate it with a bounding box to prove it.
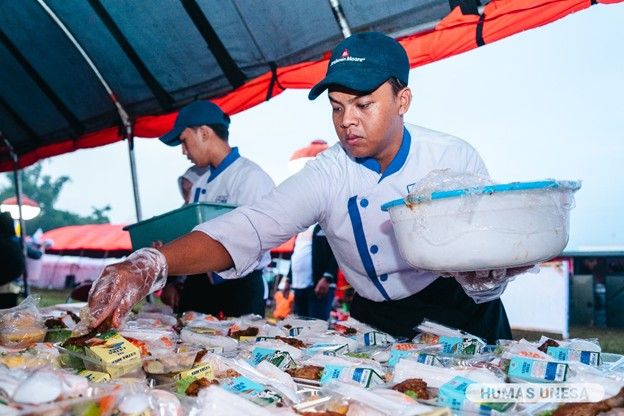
[502,260,571,338]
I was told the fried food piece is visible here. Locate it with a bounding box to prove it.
[537,338,560,353]
[216,369,240,379]
[392,378,430,400]
[275,336,307,349]
[286,365,324,381]
[229,326,259,339]
[185,377,219,397]
[553,387,624,416]
[343,327,357,335]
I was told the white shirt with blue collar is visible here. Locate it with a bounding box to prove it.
[195,124,488,302]
[192,147,275,272]
[191,147,275,207]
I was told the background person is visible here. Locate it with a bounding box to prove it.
[158,101,275,317]
[285,223,338,321]
[0,212,25,309]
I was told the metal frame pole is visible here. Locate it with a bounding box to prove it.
[37,0,143,223]
[126,125,142,222]
[2,134,29,297]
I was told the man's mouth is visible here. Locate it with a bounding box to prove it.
[345,134,361,145]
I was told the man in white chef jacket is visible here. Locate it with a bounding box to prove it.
[87,32,524,343]
[157,101,274,317]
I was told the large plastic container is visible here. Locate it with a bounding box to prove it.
[381,180,581,272]
[124,202,236,250]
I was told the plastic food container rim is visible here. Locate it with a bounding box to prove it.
[380,180,581,212]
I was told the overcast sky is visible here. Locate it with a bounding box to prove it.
[2,3,622,251]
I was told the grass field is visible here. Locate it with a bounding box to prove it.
[29,288,624,354]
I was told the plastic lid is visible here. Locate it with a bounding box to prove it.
[381,180,581,211]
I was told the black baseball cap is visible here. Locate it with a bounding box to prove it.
[308,32,409,100]
[160,101,230,146]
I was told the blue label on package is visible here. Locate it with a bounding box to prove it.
[508,357,568,382]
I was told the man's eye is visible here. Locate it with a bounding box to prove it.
[331,107,342,113]
[357,102,371,109]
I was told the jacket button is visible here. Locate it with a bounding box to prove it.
[360,198,369,208]
[379,274,388,282]
[370,245,378,254]
[201,189,206,194]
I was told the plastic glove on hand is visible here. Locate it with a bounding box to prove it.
[85,248,168,330]
[443,265,537,304]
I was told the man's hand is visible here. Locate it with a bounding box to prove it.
[445,265,537,304]
[315,277,330,299]
[86,248,168,330]
[160,283,181,311]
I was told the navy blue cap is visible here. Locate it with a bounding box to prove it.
[308,32,409,100]
[160,101,230,146]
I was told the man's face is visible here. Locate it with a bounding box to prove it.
[329,81,411,172]
[180,127,210,167]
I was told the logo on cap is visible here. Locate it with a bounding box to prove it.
[330,50,365,67]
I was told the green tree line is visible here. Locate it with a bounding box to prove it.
[0,164,110,232]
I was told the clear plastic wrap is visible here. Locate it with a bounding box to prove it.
[77,248,168,333]
[0,342,60,369]
[188,386,298,416]
[385,170,581,273]
[320,381,441,416]
[180,327,239,352]
[0,296,46,349]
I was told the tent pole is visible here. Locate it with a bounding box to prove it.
[2,134,29,297]
[329,0,351,38]
[13,167,29,298]
[126,125,142,222]
[37,0,141,222]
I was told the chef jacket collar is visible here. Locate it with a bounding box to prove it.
[207,147,240,183]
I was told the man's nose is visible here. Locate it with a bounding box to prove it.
[340,106,357,128]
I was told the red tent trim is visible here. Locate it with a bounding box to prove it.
[1,0,620,172]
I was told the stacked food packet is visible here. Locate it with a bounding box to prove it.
[0,296,622,415]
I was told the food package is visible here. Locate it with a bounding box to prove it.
[0,296,46,349]
[59,331,142,378]
[188,385,298,416]
[142,345,201,375]
[180,327,238,352]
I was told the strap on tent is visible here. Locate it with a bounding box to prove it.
[449,0,481,15]
[266,62,285,101]
[181,0,247,89]
[0,29,84,137]
[87,0,174,111]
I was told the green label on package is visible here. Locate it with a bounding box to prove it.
[248,347,295,370]
[306,343,349,356]
[439,336,481,355]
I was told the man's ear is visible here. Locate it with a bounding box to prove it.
[398,87,412,116]
[199,125,212,142]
